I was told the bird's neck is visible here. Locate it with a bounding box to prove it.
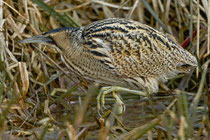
[52,28,84,58]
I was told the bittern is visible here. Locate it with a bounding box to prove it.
[19,18,197,113]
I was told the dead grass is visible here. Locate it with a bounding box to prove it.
[0,0,209,139]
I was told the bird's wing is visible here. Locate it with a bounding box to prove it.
[82,19,179,78]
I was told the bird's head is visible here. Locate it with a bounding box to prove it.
[19,27,81,52]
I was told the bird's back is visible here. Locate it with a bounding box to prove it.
[81,18,196,79]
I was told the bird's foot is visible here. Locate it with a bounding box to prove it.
[97,86,147,116]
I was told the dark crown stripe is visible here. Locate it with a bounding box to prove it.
[43,27,72,35]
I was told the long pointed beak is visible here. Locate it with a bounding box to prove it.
[18,35,55,44]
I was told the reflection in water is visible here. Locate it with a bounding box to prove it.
[122,95,174,128]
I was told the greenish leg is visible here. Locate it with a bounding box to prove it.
[97,86,147,114]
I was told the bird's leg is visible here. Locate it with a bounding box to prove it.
[97,86,112,112]
[97,86,147,114]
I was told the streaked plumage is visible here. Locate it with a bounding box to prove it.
[19,18,197,94]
